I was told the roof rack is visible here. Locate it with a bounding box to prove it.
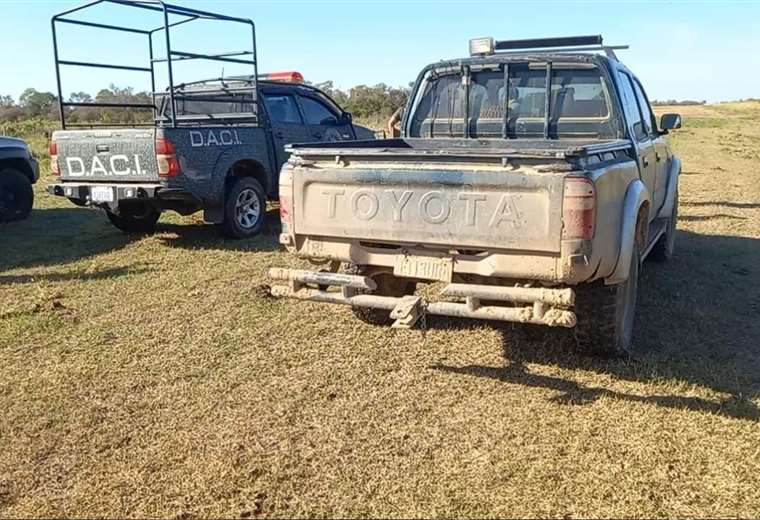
[52,0,258,129]
[469,35,628,60]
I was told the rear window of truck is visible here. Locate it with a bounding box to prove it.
[160,90,257,122]
[409,64,620,139]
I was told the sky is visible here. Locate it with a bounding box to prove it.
[1,0,759,103]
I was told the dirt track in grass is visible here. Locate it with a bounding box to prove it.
[1,102,759,518]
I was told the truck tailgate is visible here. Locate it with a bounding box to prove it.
[294,167,565,253]
[53,128,160,182]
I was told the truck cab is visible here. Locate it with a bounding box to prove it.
[259,77,375,160]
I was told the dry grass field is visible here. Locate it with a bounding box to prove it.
[1,102,759,518]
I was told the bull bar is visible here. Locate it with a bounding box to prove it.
[268,268,577,329]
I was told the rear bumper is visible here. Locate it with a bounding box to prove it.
[48,183,200,205]
[49,183,160,200]
[281,234,594,284]
[268,268,577,329]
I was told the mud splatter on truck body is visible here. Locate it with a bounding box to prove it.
[270,35,683,357]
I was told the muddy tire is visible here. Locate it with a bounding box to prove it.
[650,189,678,261]
[344,264,415,326]
[574,246,641,357]
[0,169,33,222]
[106,203,160,234]
[219,177,266,239]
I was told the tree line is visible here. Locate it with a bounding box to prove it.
[0,82,411,126]
[314,81,410,122]
[4,84,736,128]
[650,99,706,106]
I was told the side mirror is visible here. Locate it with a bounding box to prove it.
[319,116,339,126]
[660,113,682,131]
[341,112,353,125]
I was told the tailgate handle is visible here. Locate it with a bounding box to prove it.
[96,144,110,153]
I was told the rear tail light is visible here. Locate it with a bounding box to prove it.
[279,194,293,228]
[49,140,60,176]
[562,177,595,240]
[155,135,180,178]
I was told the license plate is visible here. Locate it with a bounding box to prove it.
[394,255,453,282]
[91,186,114,203]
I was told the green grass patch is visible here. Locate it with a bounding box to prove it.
[2,102,760,518]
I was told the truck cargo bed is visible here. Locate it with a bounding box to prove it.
[288,137,632,160]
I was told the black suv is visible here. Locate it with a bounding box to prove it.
[0,136,39,222]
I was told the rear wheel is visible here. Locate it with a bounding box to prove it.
[0,169,33,222]
[344,264,416,326]
[219,177,266,239]
[574,245,641,357]
[106,203,160,234]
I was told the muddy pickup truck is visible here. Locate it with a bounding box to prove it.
[47,1,373,238]
[269,35,682,356]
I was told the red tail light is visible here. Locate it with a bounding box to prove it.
[155,135,180,178]
[279,194,293,227]
[49,140,60,176]
[562,177,595,240]
[155,136,175,155]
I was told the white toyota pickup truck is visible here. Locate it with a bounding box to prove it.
[269,35,682,356]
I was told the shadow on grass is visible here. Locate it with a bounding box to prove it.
[682,200,760,209]
[0,265,152,286]
[0,207,137,273]
[680,214,747,222]
[432,362,759,420]
[155,209,281,253]
[431,230,760,421]
[0,207,282,274]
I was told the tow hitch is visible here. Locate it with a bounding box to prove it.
[389,295,424,329]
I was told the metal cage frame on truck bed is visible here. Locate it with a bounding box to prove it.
[52,0,258,129]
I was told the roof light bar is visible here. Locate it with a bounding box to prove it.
[258,71,304,83]
[470,35,615,57]
[495,35,603,51]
